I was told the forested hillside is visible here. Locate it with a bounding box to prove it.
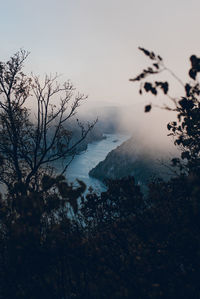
[89,136,173,184]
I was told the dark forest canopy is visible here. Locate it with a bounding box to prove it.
[0,49,200,298]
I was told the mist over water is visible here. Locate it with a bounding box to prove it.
[29,99,179,192]
[55,133,129,192]
[80,101,178,155]
[54,103,179,191]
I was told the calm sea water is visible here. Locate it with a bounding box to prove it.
[58,134,129,192]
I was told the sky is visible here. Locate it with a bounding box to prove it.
[0,0,200,109]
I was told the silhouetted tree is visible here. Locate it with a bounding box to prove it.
[0,49,95,195]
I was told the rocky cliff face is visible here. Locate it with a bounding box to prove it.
[89,137,170,185]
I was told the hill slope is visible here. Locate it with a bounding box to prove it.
[89,136,172,185]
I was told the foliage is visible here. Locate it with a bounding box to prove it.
[0,50,95,195]
[130,47,200,175]
[0,175,86,299]
[1,172,200,298]
[80,177,144,229]
[0,49,200,299]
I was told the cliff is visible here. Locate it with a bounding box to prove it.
[89,137,170,185]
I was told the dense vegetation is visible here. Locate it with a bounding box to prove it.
[0,49,200,298]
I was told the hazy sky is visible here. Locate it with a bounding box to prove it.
[1,0,200,108]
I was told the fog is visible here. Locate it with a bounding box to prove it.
[1,0,195,166]
[1,0,200,108]
[77,98,179,156]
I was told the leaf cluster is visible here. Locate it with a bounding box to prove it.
[130,47,200,175]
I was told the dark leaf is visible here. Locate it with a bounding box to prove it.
[42,175,55,190]
[189,68,197,80]
[144,82,152,92]
[163,82,169,94]
[171,158,180,166]
[179,98,194,110]
[151,87,157,95]
[185,83,191,96]
[153,63,159,69]
[167,123,172,130]
[190,55,198,68]
[181,151,191,160]
[149,52,155,59]
[145,105,152,112]
[138,47,150,57]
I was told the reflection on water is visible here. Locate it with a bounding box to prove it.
[56,134,129,192]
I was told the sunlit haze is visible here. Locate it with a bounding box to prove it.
[0,0,199,106]
[0,0,199,153]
